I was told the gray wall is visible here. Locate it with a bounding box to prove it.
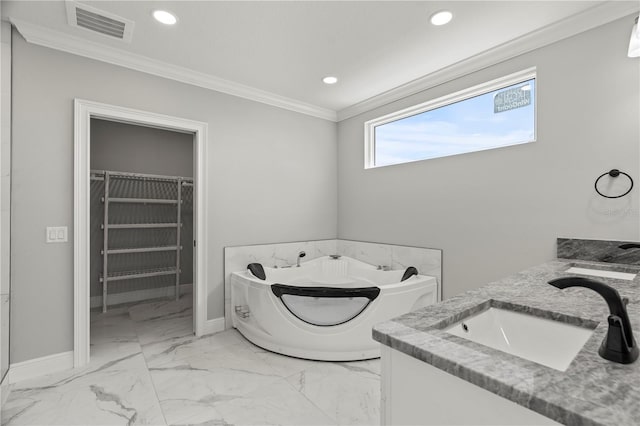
[10,15,639,364]
[91,119,194,177]
[337,16,640,299]
[11,31,337,362]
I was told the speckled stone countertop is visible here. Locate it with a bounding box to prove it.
[373,259,640,426]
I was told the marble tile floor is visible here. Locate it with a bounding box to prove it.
[1,297,381,426]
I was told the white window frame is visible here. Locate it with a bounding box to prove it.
[364,67,537,169]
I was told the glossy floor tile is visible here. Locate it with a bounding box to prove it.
[1,297,381,425]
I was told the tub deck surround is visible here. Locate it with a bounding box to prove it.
[558,237,640,265]
[373,259,640,426]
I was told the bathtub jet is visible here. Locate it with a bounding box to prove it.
[231,256,438,361]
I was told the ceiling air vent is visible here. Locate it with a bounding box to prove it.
[65,1,134,43]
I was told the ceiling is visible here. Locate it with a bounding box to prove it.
[3,1,639,120]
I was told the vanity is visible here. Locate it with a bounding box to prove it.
[373,249,640,425]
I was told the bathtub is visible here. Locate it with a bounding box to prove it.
[230,255,438,361]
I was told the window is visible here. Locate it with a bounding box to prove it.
[364,68,536,168]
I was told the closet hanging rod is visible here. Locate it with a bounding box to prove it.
[109,197,179,205]
[91,176,194,186]
[106,223,179,229]
[90,169,193,183]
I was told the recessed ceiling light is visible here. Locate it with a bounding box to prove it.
[322,76,338,85]
[430,10,453,26]
[153,10,177,25]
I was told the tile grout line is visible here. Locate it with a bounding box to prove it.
[128,306,170,426]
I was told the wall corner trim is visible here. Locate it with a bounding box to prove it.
[202,317,226,336]
[9,18,337,122]
[7,351,74,384]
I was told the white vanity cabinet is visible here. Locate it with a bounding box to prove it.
[380,346,561,425]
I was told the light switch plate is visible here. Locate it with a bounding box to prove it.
[46,226,68,243]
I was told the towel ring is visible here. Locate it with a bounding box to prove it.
[594,169,634,199]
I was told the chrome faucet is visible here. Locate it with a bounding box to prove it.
[297,251,306,267]
[548,276,638,364]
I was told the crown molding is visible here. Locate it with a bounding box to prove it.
[337,1,640,121]
[9,18,337,122]
[10,1,639,124]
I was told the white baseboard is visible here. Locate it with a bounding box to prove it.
[8,351,74,384]
[202,317,225,336]
[0,373,9,406]
[90,284,193,309]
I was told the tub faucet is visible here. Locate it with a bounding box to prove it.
[297,251,306,267]
[548,276,638,364]
[619,243,640,250]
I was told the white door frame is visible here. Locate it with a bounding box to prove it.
[73,99,208,368]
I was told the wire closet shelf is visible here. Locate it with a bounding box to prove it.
[91,170,194,312]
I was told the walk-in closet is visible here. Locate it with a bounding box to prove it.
[89,119,195,358]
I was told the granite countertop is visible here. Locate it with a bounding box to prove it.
[372,259,640,426]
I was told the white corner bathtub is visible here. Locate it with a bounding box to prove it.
[230,256,438,361]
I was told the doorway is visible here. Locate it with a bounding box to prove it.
[74,99,208,368]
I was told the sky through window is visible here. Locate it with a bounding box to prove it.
[374,79,536,167]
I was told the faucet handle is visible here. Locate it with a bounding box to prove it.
[608,315,623,327]
[605,315,632,354]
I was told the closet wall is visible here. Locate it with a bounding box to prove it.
[91,119,193,176]
[90,119,194,309]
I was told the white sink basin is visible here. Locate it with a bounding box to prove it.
[565,266,636,281]
[445,307,595,371]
